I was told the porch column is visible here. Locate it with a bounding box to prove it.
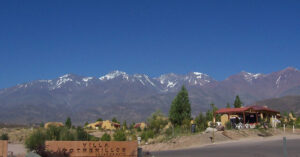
[243,112,246,124]
[256,112,259,123]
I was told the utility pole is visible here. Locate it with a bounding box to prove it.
[211,103,215,143]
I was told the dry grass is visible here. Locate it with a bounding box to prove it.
[0,128,32,144]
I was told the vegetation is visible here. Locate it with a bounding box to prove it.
[97,118,103,122]
[0,133,9,140]
[122,120,127,130]
[148,110,168,134]
[194,113,208,131]
[65,117,72,129]
[25,118,98,155]
[101,133,111,141]
[112,117,120,124]
[226,103,231,108]
[233,95,243,108]
[113,130,126,141]
[141,130,154,142]
[169,86,191,126]
[225,121,232,130]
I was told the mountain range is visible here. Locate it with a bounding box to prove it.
[1,67,300,124]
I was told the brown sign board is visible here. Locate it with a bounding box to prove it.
[45,141,138,157]
[0,140,8,157]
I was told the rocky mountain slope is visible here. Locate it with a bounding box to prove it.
[1,67,300,124]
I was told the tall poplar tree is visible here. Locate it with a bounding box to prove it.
[169,86,191,126]
[233,95,243,108]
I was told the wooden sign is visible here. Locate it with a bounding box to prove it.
[45,141,138,157]
[0,140,8,157]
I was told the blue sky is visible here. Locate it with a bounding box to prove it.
[1,0,300,89]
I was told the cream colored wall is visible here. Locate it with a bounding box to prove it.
[220,114,229,126]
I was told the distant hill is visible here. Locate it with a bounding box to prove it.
[1,67,300,124]
[255,95,300,115]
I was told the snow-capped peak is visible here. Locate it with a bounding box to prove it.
[192,72,209,79]
[241,71,263,82]
[82,77,93,82]
[54,74,74,89]
[99,70,129,80]
[59,74,72,79]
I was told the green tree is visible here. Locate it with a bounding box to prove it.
[39,122,44,128]
[226,103,231,108]
[233,95,243,108]
[101,133,111,141]
[195,112,208,131]
[65,117,72,129]
[113,130,126,141]
[210,103,220,122]
[97,118,103,122]
[169,86,191,126]
[122,120,127,130]
[112,117,120,124]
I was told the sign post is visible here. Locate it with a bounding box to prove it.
[283,137,287,157]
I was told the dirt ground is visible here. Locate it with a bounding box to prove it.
[142,128,300,152]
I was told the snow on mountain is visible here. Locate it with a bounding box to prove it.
[240,71,263,83]
[54,74,74,89]
[82,77,93,82]
[99,70,129,81]
[185,72,214,85]
[276,75,281,88]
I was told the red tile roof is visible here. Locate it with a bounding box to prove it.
[215,105,280,114]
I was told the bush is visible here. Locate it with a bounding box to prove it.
[25,126,98,153]
[147,110,168,134]
[76,126,89,141]
[141,130,154,142]
[101,133,111,141]
[32,145,70,157]
[0,133,9,140]
[195,112,208,132]
[25,129,47,153]
[113,130,126,141]
[225,121,232,130]
[46,126,62,140]
[59,127,75,141]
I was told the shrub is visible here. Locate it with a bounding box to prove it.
[75,126,89,141]
[148,110,168,134]
[25,126,98,153]
[113,130,126,141]
[101,133,111,141]
[32,145,70,157]
[195,112,208,132]
[141,130,154,142]
[0,133,9,140]
[225,121,232,130]
[46,126,62,140]
[59,127,75,141]
[25,129,47,152]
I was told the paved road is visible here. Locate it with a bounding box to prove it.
[151,137,300,157]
